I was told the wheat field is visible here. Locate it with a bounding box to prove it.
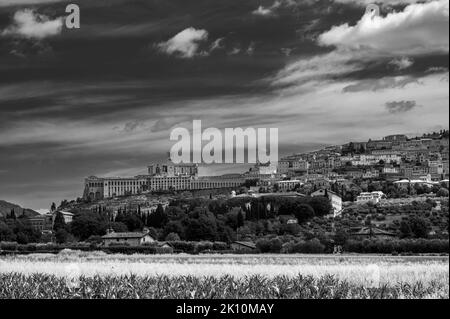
[0,252,448,299]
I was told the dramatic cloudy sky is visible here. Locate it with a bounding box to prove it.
[0,0,448,209]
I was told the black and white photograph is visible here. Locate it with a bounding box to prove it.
[0,0,449,305]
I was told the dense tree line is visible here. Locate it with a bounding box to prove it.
[0,210,41,244]
[1,194,448,256]
[1,196,332,245]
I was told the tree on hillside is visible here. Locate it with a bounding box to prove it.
[11,219,41,244]
[237,210,245,229]
[71,212,108,241]
[437,188,449,197]
[147,204,167,228]
[110,222,128,233]
[60,200,69,208]
[399,220,412,238]
[9,209,17,220]
[55,228,70,244]
[293,204,315,224]
[334,229,349,246]
[165,232,181,241]
[185,209,218,241]
[408,216,430,239]
[53,211,66,232]
[0,221,15,241]
[216,220,235,243]
[123,214,144,232]
[51,202,56,212]
[308,197,333,216]
[163,220,185,239]
[365,216,374,238]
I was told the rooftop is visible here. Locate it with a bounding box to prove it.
[102,231,151,239]
[353,227,396,237]
[233,241,257,249]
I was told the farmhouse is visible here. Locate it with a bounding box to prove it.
[102,230,156,246]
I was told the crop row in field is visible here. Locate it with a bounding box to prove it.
[0,273,448,299]
[1,253,448,287]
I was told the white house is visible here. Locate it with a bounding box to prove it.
[276,180,302,192]
[356,191,385,204]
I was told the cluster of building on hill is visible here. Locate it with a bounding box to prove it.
[27,209,74,234]
[259,133,448,192]
[277,132,449,183]
[84,163,245,201]
[83,132,449,208]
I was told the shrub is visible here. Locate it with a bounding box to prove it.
[155,246,174,254]
[195,241,214,253]
[256,238,272,253]
[0,242,18,251]
[107,242,130,247]
[436,188,449,198]
[102,246,156,255]
[87,235,104,245]
[37,243,59,251]
[168,241,196,253]
[213,242,229,251]
[256,238,282,253]
[55,229,70,244]
[165,232,181,242]
[344,239,449,254]
[289,238,326,254]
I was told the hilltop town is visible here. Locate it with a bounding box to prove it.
[82,130,449,203]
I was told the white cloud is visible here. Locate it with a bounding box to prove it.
[273,0,448,90]
[389,57,414,70]
[228,47,241,55]
[252,1,281,16]
[252,6,275,16]
[333,0,432,5]
[265,1,449,146]
[157,27,209,59]
[210,37,225,52]
[319,0,449,56]
[246,42,256,55]
[271,51,365,87]
[427,66,449,73]
[342,76,419,92]
[2,9,63,39]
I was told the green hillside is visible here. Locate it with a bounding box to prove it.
[0,200,39,218]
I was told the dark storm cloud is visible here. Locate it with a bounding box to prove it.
[385,100,418,114]
[1,0,356,128]
[0,0,66,6]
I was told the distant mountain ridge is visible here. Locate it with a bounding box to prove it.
[0,200,39,218]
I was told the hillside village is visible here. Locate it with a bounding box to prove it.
[0,130,449,255]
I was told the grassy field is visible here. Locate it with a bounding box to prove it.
[0,251,448,299]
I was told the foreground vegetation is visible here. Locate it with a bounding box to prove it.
[1,195,448,257]
[0,252,448,298]
[0,273,447,299]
